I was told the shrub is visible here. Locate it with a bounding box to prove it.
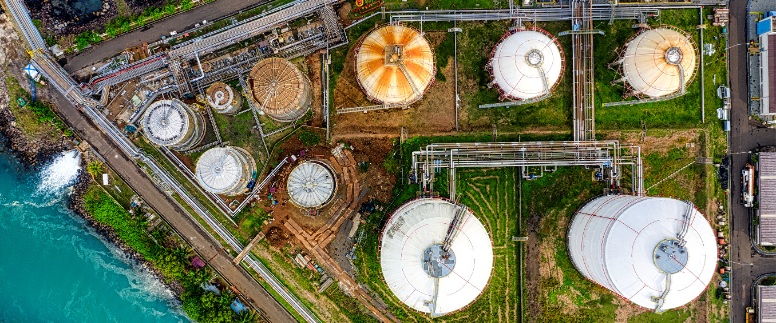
[298,131,321,147]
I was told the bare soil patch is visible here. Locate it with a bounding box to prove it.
[525,212,542,323]
[332,31,458,138]
[307,54,324,127]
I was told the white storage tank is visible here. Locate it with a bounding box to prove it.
[567,195,717,312]
[141,99,206,151]
[488,28,564,101]
[379,198,493,316]
[620,27,697,98]
[286,161,336,209]
[195,146,256,196]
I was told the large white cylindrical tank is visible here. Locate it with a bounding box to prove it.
[195,146,256,196]
[380,198,493,316]
[621,27,696,98]
[141,99,206,151]
[286,161,336,208]
[567,195,716,312]
[489,28,564,100]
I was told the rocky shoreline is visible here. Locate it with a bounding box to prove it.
[68,169,186,297]
[0,84,185,300]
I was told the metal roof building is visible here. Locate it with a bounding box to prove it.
[758,152,776,245]
[195,146,256,196]
[287,161,336,208]
[247,58,311,122]
[488,28,564,101]
[620,27,696,98]
[141,99,205,151]
[568,195,716,312]
[379,198,493,316]
[355,25,435,105]
[206,82,243,114]
[758,285,776,321]
[758,17,776,115]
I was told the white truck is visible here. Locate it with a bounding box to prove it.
[743,163,754,208]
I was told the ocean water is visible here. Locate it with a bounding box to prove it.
[0,149,189,323]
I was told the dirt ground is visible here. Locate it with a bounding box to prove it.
[307,53,324,127]
[525,212,542,323]
[257,130,396,237]
[331,31,459,138]
[336,2,352,26]
[266,226,290,248]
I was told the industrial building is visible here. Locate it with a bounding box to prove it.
[287,161,337,209]
[206,82,243,114]
[195,146,257,196]
[758,285,776,322]
[758,16,776,115]
[379,198,493,316]
[354,24,435,106]
[567,195,716,313]
[140,99,206,151]
[618,27,696,98]
[247,57,312,122]
[488,28,564,101]
[757,152,776,245]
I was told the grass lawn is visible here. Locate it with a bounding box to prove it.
[6,75,60,139]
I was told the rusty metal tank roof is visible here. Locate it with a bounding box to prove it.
[355,25,435,105]
[248,58,311,122]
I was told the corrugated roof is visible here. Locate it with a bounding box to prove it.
[760,286,776,320]
[759,153,776,244]
[770,35,776,114]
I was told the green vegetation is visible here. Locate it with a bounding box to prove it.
[434,34,454,82]
[87,161,104,178]
[83,186,159,259]
[298,131,322,147]
[83,184,244,322]
[6,75,72,138]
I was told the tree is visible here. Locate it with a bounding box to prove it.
[87,161,103,179]
[155,248,186,281]
[182,291,237,323]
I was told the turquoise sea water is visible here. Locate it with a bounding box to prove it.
[0,148,188,323]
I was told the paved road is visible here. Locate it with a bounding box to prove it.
[46,89,296,323]
[729,0,776,322]
[62,0,270,74]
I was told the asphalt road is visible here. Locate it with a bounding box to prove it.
[62,0,270,74]
[45,89,296,323]
[728,0,776,322]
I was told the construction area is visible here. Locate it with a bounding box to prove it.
[6,0,733,321]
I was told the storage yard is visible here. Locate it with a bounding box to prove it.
[9,0,737,321]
